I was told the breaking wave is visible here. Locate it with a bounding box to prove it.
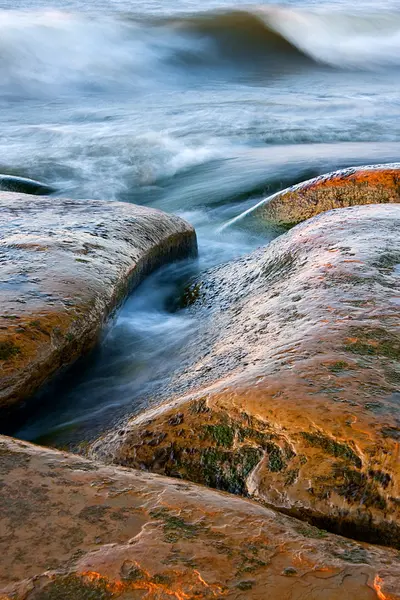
[0,5,399,95]
[193,5,400,69]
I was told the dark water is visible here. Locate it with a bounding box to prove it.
[4,0,400,445]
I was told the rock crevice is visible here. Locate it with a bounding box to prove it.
[0,193,197,412]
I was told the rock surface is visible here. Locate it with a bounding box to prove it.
[92,204,400,547]
[1,434,400,599]
[232,164,400,228]
[0,175,55,196]
[0,193,196,411]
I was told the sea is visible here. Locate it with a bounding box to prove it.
[4,0,400,445]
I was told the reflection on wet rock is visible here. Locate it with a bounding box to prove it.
[92,204,400,548]
[0,192,196,412]
[1,435,400,600]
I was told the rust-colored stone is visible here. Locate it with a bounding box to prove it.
[235,163,400,227]
[91,204,400,548]
[1,435,400,599]
[0,193,196,411]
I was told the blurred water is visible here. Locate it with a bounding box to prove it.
[4,0,399,444]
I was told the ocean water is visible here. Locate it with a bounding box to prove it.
[6,0,400,444]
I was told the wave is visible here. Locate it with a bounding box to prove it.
[165,9,302,59]
[0,5,399,96]
[169,5,400,69]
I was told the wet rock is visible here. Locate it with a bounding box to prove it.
[0,192,196,411]
[92,204,400,548]
[236,163,400,228]
[0,175,56,196]
[1,434,400,599]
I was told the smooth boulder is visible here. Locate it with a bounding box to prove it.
[231,163,400,228]
[0,193,196,411]
[92,204,400,547]
[1,435,400,599]
[0,174,56,195]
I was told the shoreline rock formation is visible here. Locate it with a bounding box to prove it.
[1,434,400,600]
[0,192,196,413]
[91,204,400,548]
[229,164,400,228]
[2,170,400,599]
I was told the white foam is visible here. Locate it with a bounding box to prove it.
[258,5,400,69]
[0,9,205,95]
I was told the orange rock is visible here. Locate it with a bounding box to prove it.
[91,204,400,548]
[1,434,400,599]
[0,193,196,411]
[236,163,400,227]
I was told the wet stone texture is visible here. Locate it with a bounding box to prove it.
[91,204,400,549]
[0,192,196,412]
[1,435,400,599]
[245,164,400,227]
[0,175,56,196]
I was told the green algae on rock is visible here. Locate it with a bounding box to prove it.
[1,434,400,600]
[0,192,196,412]
[91,204,400,549]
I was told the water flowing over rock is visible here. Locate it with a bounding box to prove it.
[0,192,196,412]
[91,204,400,548]
[231,164,400,228]
[1,434,400,600]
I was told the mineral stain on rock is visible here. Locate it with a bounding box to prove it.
[0,192,197,412]
[2,166,400,600]
[234,163,400,228]
[1,435,400,600]
[91,204,400,549]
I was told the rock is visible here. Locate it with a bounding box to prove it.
[91,204,400,548]
[0,193,196,411]
[0,175,55,196]
[1,434,400,600]
[231,163,400,228]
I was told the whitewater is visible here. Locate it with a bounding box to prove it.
[3,0,400,446]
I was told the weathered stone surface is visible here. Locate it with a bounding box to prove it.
[0,175,55,196]
[92,204,400,547]
[1,435,400,599]
[233,164,400,228]
[0,193,196,411]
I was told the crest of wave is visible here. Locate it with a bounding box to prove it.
[256,4,400,69]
